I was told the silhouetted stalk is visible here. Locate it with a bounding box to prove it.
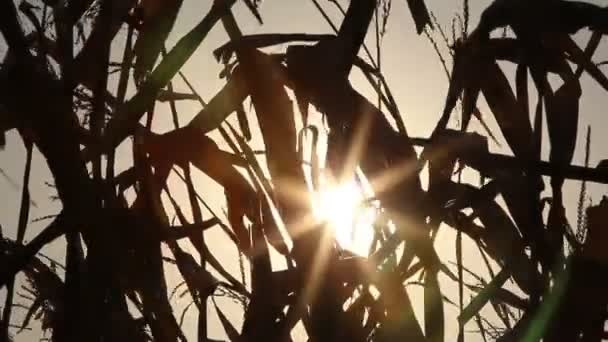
[178,71,207,106]
[160,73,254,298]
[171,166,240,245]
[314,0,406,133]
[475,314,489,342]
[16,141,33,244]
[463,0,469,36]
[163,52,209,340]
[0,211,68,290]
[430,11,450,50]
[91,0,112,190]
[222,9,312,254]
[106,25,134,189]
[168,72,276,260]
[311,0,340,32]
[456,230,464,342]
[0,1,29,57]
[221,10,328,339]
[164,178,250,298]
[375,5,382,110]
[54,1,86,340]
[424,26,451,80]
[103,0,238,151]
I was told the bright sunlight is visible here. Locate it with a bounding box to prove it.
[311,179,377,255]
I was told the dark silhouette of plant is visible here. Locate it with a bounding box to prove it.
[2,0,608,341]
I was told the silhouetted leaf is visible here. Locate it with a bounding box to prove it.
[458,267,510,326]
[461,79,480,131]
[425,270,444,342]
[214,301,241,341]
[560,36,608,92]
[374,271,425,341]
[469,284,528,311]
[213,33,334,62]
[156,89,199,102]
[73,0,137,89]
[163,219,220,241]
[188,66,249,133]
[515,63,529,121]
[433,39,472,138]
[133,0,184,82]
[546,76,581,168]
[406,0,433,34]
[145,128,257,255]
[481,59,533,160]
[242,222,277,340]
[19,296,43,333]
[241,0,263,24]
[103,0,238,150]
[447,182,538,295]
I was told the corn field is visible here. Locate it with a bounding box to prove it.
[1,0,608,341]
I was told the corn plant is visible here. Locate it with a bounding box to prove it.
[2,0,608,341]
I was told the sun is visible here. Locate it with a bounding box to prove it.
[312,179,377,255]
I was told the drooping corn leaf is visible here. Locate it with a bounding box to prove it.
[473,0,608,39]
[547,31,601,170]
[222,12,314,270]
[485,37,566,75]
[224,122,292,257]
[480,59,533,160]
[213,33,335,62]
[145,128,257,255]
[499,175,550,266]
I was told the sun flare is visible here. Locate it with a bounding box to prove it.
[312,180,377,255]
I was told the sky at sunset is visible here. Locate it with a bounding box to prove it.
[2,0,608,340]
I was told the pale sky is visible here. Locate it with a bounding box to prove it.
[2,0,608,341]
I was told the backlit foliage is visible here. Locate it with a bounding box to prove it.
[2,0,608,341]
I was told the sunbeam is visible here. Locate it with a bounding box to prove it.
[312,178,377,255]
